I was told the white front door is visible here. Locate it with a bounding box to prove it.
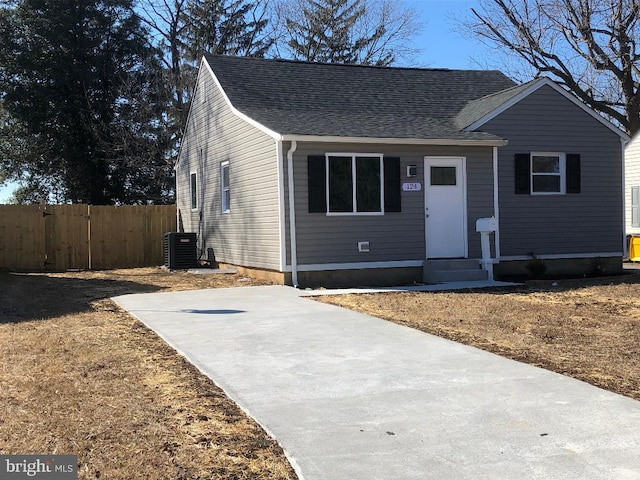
[424,157,467,258]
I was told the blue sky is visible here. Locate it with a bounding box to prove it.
[410,0,490,69]
[0,0,487,203]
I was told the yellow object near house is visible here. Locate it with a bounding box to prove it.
[629,236,640,261]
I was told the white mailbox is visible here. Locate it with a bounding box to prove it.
[475,217,498,281]
[476,216,498,233]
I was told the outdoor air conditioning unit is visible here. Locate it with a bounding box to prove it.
[164,232,197,270]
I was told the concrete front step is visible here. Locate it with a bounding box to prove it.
[431,268,488,283]
[424,259,488,284]
[425,259,480,271]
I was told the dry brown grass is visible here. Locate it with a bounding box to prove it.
[4,267,640,479]
[0,268,296,479]
[316,274,640,401]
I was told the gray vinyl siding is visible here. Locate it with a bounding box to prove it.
[483,84,623,257]
[625,133,640,235]
[286,142,495,266]
[175,67,280,270]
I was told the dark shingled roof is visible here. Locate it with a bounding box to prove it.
[205,54,518,141]
[454,81,536,130]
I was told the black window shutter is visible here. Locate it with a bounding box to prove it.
[383,157,401,212]
[566,154,581,193]
[307,155,326,213]
[514,153,531,194]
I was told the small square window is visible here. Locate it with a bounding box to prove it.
[430,166,456,186]
[531,153,565,195]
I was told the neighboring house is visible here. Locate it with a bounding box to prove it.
[175,54,630,287]
[625,132,640,245]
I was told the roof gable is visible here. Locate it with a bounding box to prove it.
[460,77,630,142]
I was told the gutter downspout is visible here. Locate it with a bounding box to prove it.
[493,146,501,261]
[622,137,628,259]
[287,140,299,287]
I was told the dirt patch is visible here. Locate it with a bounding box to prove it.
[0,268,296,479]
[316,274,640,401]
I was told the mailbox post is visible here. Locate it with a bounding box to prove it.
[475,217,498,281]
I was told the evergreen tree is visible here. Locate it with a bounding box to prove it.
[136,0,192,134]
[0,0,173,204]
[285,0,383,64]
[184,0,272,62]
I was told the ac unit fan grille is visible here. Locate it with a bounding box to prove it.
[164,233,197,269]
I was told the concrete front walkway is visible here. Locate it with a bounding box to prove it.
[113,286,640,480]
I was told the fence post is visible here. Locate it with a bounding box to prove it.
[87,205,92,270]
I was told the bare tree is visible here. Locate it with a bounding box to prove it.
[353,0,422,65]
[466,0,640,135]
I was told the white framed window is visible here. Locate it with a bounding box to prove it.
[190,172,198,210]
[326,153,384,215]
[221,161,230,213]
[530,152,566,195]
[200,78,207,104]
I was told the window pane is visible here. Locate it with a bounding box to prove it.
[190,173,197,209]
[431,166,456,186]
[222,190,230,211]
[532,156,560,173]
[222,164,230,188]
[329,156,353,212]
[356,157,381,212]
[532,175,561,192]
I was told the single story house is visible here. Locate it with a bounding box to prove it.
[175,54,630,287]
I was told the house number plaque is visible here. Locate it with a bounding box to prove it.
[402,182,422,192]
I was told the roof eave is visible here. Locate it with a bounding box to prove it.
[202,56,283,141]
[174,60,207,170]
[175,56,283,170]
[281,134,508,147]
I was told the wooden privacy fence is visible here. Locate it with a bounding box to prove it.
[0,204,177,271]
